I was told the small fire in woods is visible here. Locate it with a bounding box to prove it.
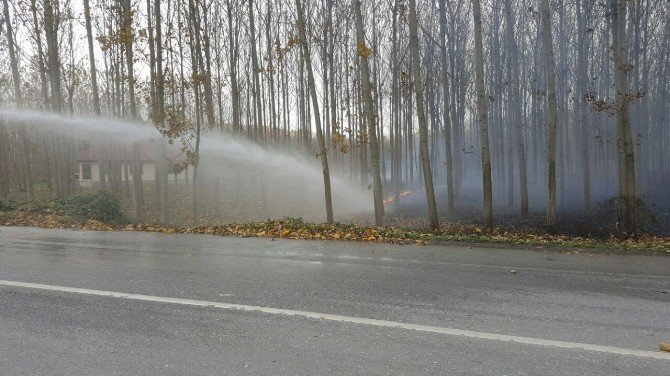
[383,190,412,205]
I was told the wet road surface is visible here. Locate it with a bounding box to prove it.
[1,226,669,375]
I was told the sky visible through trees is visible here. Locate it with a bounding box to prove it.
[0,0,669,233]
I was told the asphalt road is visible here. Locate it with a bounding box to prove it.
[0,226,669,375]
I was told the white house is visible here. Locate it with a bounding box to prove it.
[77,140,192,187]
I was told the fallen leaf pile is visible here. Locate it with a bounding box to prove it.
[132,219,427,245]
[3,209,670,252]
[0,211,116,231]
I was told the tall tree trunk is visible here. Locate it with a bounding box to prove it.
[226,0,241,133]
[131,142,143,221]
[391,0,401,207]
[504,0,529,215]
[248,0,264,140]
[0,126,7,198]
[266,2,278,140]
[328,0,337,156]
[146,0,157,119]
[155,0,168,222]
[4,0,34,200]
[612,0,636,234]
[471,0,493,228]
[408,0,439,230]
[576,0,592,211]
[188,0,203,225]
[438,0,455,212]
[354,0,384,226]
[3,0,22,106]
[295,0,334,223]
[83,0,101,115]
[196,0,216,129]
[30,0,50,108]
[540,0,559,227]
[121,0,137,118]
[44,0,63,112]
[19,130,34,200]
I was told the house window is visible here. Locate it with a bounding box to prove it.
[82,163,92,180]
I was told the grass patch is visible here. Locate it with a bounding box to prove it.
[0,199,16,211]
[54,190,127,224]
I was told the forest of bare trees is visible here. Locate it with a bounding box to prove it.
[1,0,669,234]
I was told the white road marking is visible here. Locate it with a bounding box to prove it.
[1,279,669,361]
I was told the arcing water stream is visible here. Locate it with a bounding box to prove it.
[0,109,372,222]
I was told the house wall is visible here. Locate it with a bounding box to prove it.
[141,162,155,181]
[78,161,192,187]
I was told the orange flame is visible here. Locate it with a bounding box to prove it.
[383,190,412,205]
